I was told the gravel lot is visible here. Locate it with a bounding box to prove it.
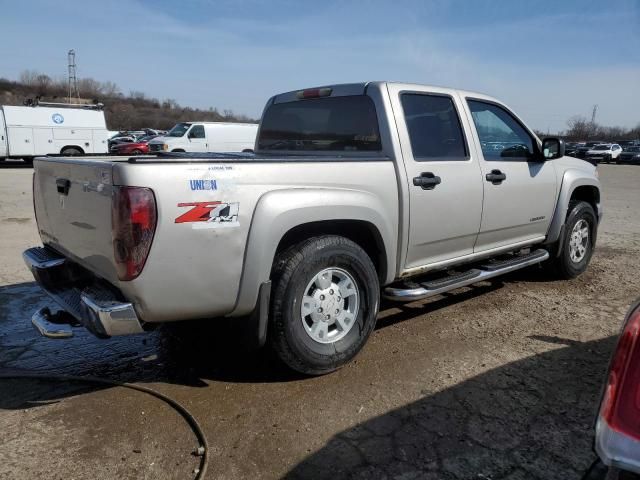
[0,162,638,479]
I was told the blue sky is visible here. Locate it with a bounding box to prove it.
[1,0,638,131]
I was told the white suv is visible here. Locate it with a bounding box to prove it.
[586,144,622,163]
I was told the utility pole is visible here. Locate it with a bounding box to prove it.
[67,49,79,103]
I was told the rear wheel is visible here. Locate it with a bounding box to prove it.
[547,201,597,279]
[60,147,83,156]
[131,149,143,155]
[269,235,379,375]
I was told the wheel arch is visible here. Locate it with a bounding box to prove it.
[545,169,601,246]
[60,145,85,155]
[229,188,397,317]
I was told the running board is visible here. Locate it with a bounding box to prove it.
[384,249,549,302]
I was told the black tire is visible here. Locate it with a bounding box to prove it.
[131,149,143,155]
[269,235,380,375]
[61,147,83,156]
[171,149,185,153]
[548,201,597,279]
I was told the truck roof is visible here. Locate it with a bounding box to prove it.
[271,81,500,106]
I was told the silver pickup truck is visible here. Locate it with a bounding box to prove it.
[24,81,602,375]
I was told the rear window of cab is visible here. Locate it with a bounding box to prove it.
[258,95,382,152]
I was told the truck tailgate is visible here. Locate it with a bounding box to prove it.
[33,157,119,284]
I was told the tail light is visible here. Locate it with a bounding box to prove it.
[595,300,640,473]
[112,186,157,281]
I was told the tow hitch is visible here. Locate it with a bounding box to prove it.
[31,307,79,339]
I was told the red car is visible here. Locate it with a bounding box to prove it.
[110,135,157,155]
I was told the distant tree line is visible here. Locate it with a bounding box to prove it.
[534,115,640,142]
[0,70,257,130]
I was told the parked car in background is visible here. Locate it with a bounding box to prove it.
[615,140,638,149]
[617,146,640,165]
[0,102,109,163]
[108,135,138,149]
[148,122,258,153]
[565,142,579,157]
[576,141,606,159]
[583,299,640,480]
[109,134,157,155]
[586,144,622,164]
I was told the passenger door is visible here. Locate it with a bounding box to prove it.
[388,85,484,270]
[186,124,207,152]
[464,99,557,252]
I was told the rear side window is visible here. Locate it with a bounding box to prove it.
[258,95,381,151]
[400,93,468,161]
[188,125,205,139]
[467,100,535,161]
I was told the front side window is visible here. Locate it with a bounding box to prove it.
[188,125,205,139]
[258,95,381,152]
[401,93,468,161]
[467,100,535,161]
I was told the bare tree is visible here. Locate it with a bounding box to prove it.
[19,70,39,86]
[101,81,120,97]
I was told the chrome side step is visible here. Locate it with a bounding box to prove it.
[384,249,549,302]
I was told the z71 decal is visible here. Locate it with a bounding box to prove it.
[175,201,239,228]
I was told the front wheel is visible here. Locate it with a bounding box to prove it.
[548,201,597,279]
[269,235,380,375]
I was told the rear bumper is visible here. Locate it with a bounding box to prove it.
[23,246,144,338]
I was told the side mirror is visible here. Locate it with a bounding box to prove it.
[541,138,565,160]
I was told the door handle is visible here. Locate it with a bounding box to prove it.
[486,169,506,184]
[413,172,441,190]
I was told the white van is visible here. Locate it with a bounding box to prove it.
[148,122,258,153]
[0,103,109,163]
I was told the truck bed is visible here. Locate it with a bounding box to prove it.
[32,153,398,323]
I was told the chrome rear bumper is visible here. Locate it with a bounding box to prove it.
[23,246,144,338]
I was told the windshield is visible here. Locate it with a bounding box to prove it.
[166,123,191,137]
[593,145,609,151]
[258,95,382,152]
[625,146,640,152]
[137,135,156,143]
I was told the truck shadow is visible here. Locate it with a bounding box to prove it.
[285,335,615,480]
[0,278,507,392]
[0,265,596,402]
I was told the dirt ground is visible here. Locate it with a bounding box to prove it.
[0,161,638,480]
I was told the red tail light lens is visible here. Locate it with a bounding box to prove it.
[600,303,640,440]
[112,186,157,281]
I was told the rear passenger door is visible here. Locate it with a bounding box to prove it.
[388,85,484,270]
[464,99,557,252]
